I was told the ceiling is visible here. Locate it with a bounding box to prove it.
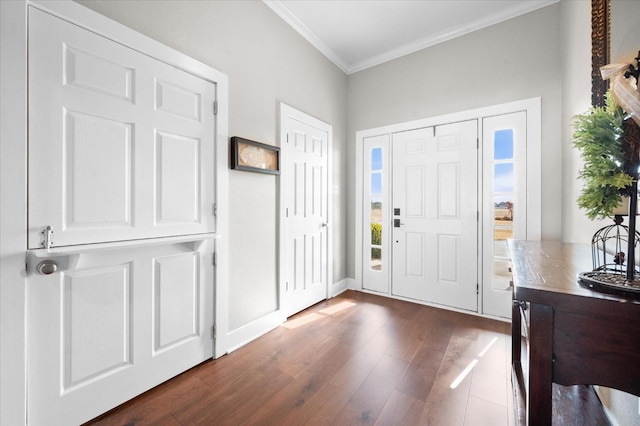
[264,0,558,74]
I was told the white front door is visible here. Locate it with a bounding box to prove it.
[482,111,527,318]
[280,104,331,317]
[391,121,478,311]
[27,8,216,425]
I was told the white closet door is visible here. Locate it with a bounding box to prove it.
[27,8,216,425]
[281,108,330,317]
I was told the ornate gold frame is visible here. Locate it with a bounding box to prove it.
[591,0,610,107]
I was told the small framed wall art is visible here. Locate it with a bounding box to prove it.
[230,136,280,175]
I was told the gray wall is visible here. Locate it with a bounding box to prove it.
[346,4,564,278]
[77,0,348,330]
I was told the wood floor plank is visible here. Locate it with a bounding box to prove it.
[242,369,341,425]
[172,363,292,424]
[374,390,426,426]
[394,345,445,401]
[86,370,210,426]
[328,324,393,394]
[464,395,509,426]
[331,354,409,425]
[83,291,513,426]
[284,382,352,425]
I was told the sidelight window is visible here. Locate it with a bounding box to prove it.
[492,129,515,290]
[370,148,383,271]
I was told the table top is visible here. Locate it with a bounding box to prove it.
[508,240,640,312]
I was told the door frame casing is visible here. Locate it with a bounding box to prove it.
[0,2,229,423]
[279,103,333,317]
[354,98,541,316]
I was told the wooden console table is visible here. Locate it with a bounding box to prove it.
[509,240,640,425]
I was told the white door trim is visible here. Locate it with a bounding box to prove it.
[279,103,333,315]
[0,2,229,423]
[355,98,541,309]
[0,2,28,424]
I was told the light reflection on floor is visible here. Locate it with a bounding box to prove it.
[449,336,499,389]
[281,300,357,329]
[319,301,356,315]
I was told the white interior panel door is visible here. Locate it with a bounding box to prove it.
[28,7,216,249]
[27,8,216,425]
[392,121,478,311]
[282,109,329,317]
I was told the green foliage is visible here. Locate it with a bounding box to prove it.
[371,222,382,245]
[573,92,632,220]
[371,248,381,260]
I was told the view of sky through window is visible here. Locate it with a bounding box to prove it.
[494,129,514,204]
[371,148,382,200]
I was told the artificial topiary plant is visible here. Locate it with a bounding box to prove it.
[573,91,635,220]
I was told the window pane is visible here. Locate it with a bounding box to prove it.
[371,222,382,245]
[494,129,513,160]
[371,172,382,198]
[371,147,383,171]
[494,196,513,240]
[493,257,512,290]
[494,163,514,193]
[370,248,381,271]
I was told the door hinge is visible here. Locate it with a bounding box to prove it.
[477,283,480,294]
[212,252,217,267]
[41,225,54,249]
[213,203,217,216]
[477,211,479,222]
[212,324,217,339]
[477,138,479,149]
[213,101,218,115]
[286,133,289,144]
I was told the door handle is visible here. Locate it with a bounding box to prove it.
[321,222,328,228]
[394,219,405,227]
[36,260,58,275]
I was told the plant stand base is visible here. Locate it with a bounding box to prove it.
[578,271,640,298]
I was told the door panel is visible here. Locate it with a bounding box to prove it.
[153,251,200,351]
[63,263,132,388]
[28,8,215,249]
[155,131,202,224]
[392,121,478,311]
[282,114,329,317]
[28,241,213,426]
[65,111,133,229]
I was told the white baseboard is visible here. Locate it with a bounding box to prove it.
[331,278,349,297]
[225,310,284,354]
[224,278,358,354]
[346,277,359,290]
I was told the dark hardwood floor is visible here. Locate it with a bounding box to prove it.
[86,290,513,425]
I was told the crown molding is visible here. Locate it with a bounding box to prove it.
[265,0,559,75]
